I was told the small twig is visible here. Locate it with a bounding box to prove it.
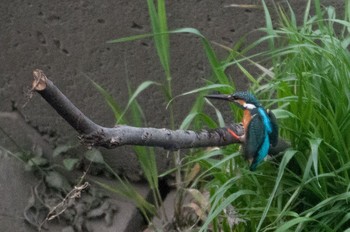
[38,182,90,231]
[37,160,93,231]
[46,182,90,220]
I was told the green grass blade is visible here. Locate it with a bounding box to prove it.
[303,0,312,25]
[261,0,275,50]
[108,27,233,87]
[179,112,199,130]
[200,190,256,232]
[90,80,125,123]
[236,62,259,85]
[308,138,322,180]
[146,0,171,81]
[204,98,225,127]
[276,217,314,232]
[256,149,297,231]
[107,33,155,43]
[134,146,158,189]
[156,0,170,79]
[167,83,233,108]
[117,81,160,124]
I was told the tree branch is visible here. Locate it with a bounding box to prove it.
[30,69,289,153]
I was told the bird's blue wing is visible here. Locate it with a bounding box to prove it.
[267,109,279,147]
[244,112,265,162]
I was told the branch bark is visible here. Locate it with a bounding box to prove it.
[30,69,289,153]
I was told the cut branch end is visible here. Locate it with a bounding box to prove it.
[32,69,48,91]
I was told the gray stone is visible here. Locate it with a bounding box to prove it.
[0,153,38,232]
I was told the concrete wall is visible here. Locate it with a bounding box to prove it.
[0,0,343,178]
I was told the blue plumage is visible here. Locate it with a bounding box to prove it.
[249,107,274,170]
[258,107,272,133]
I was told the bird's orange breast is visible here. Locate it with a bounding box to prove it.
[243,109,251,132]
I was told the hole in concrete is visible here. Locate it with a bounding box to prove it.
[61,48,69,55]
[245,9,252,13]
[196,62,204,72]
[222,36,233,43]
[97,18,105,24]
[131,21,143,30]
[230,28,235,32]
[36,31,46,44]
[207,15,211,22]
[11,100,17,111]
[158,178,171,200]
[47,15,60,22]
[53,39,61,49]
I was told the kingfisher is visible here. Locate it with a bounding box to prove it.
[206,91,278,171]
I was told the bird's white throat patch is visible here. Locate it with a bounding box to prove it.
[243,103,256,110]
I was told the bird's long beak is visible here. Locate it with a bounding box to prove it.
[205,94,232,101]
[205,94,246,109]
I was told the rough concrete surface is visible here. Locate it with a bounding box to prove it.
[0,0,343,231]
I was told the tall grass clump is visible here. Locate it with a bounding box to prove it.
[197,1,350,231]
[262,1,350,230]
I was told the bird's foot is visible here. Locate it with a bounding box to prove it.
[227,128,245,142]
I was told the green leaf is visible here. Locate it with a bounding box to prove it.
[45,171,71,192]
[84,149,104,164]
[28,156,48,167]
[63,158,79,171]
[53,144,73,157]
